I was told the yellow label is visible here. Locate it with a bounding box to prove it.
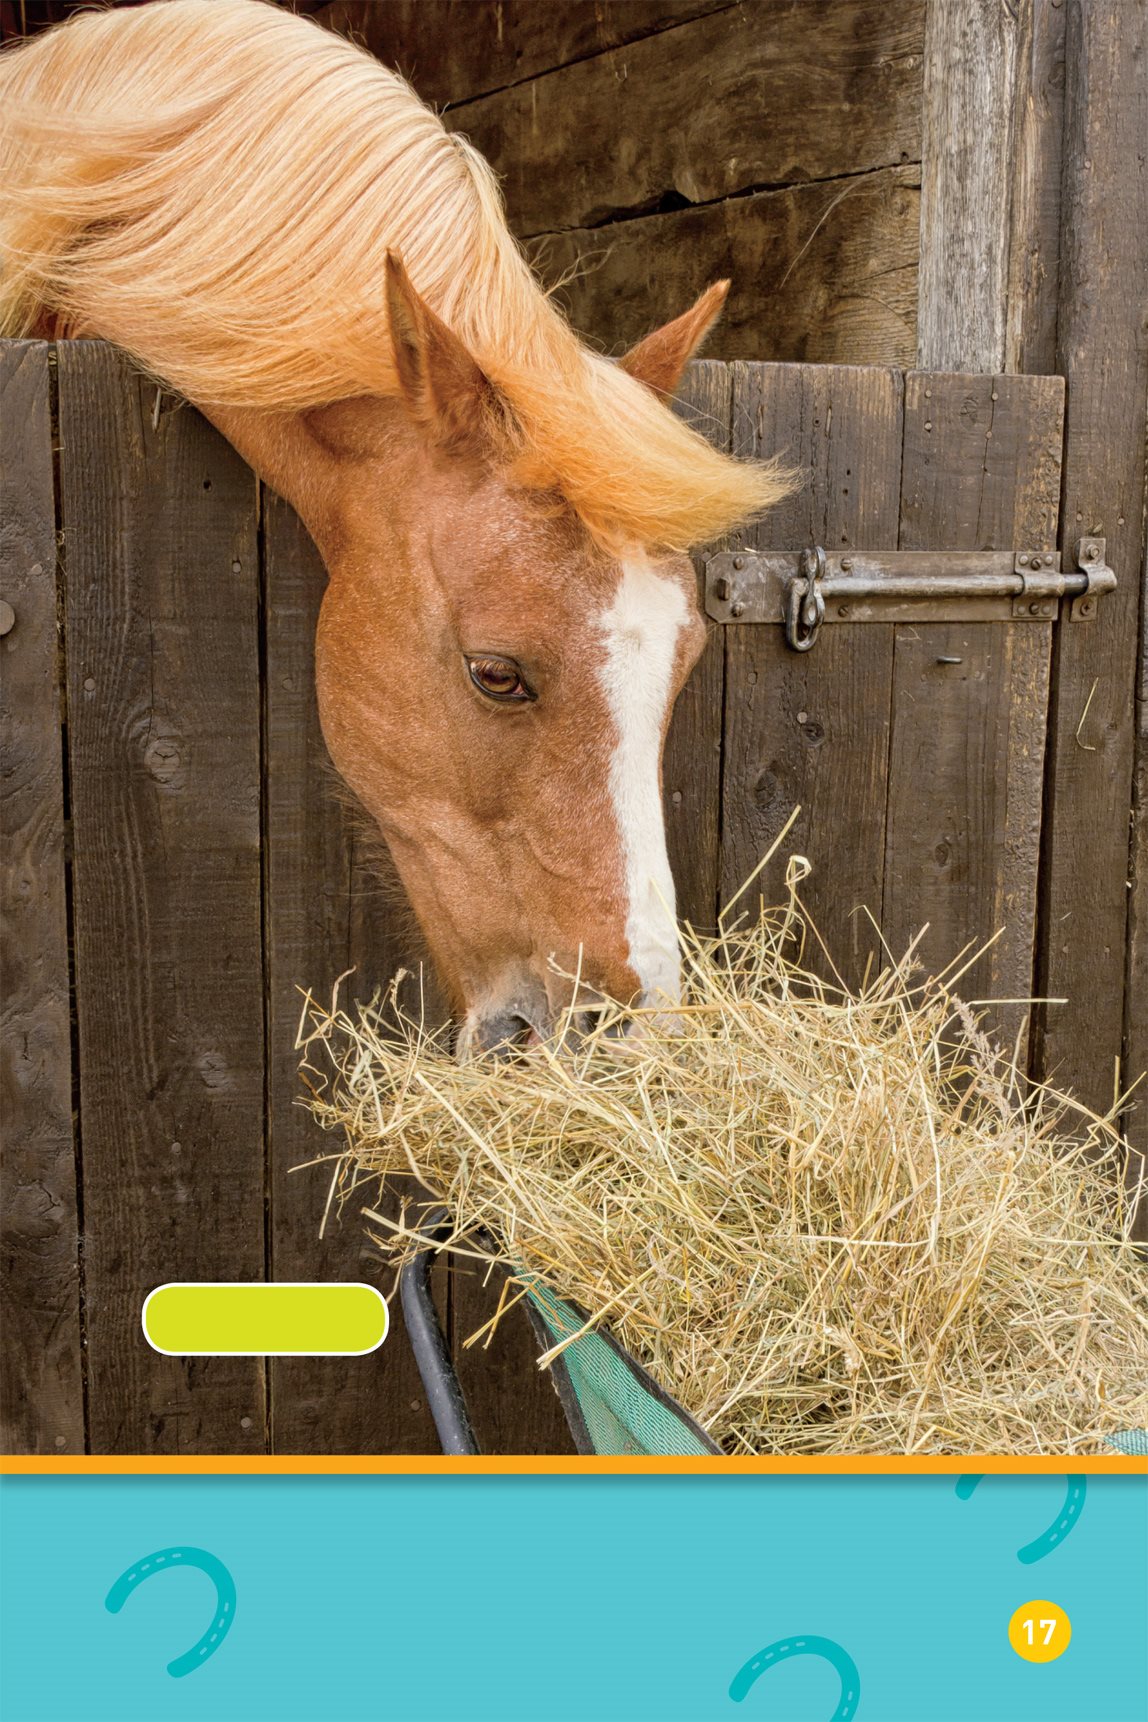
[143,1282,388,1356]
[1008,1600,1072,1664]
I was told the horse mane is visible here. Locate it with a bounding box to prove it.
[0,0,787,551]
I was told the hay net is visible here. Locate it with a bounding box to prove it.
[521,1277,718,1456]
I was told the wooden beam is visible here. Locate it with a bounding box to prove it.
[886,371,1063,1059]
[917,0,1024,370]
[720,362,905,986]
[535,165,921,369]
[313,0,731,108]
[1033,2,1148,1133]
[663,362,733,932]
[1003,0,1067,375]
[0,341,85,1455]
[1125,532,1148,1236]
[446,1,924,239]
[57,344,267,1454]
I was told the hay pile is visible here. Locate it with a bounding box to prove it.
[299,881,1148,1456]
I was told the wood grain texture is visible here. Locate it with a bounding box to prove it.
[885,372,1063,1057]
[534,165,921,367]
[57,344,266,1454]
[314,0,731,108]
[1004,0,1066,375]
[448,1,924,237]
[262,493,446,1453]
[720,363,904,985]
[917,0,1022,370]
[0,340,85,1454]
[1033,0,1148,1120]
[663,362,732,932]
[1125,533,1148,1234]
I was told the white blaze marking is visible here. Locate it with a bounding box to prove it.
[596,558,688,1004]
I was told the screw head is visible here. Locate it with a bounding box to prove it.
[837,603,850,618]
[1018,553,1030,567]
[1044,554,1054,567]
[1084,543,1098,560]
[840,557,853,572]
[730,601,745,618]
[733,555,746,571]
[1030,600,1042,614]
[0,600,14,637]
[1079,598,1094,614]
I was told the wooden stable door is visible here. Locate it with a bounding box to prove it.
[3,345,1076,1455]
[668,362,1066,1067]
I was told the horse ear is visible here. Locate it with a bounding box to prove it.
[619,280,730,398]
[384,250,498,449]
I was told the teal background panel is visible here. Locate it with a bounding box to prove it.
[0,1474,1145,1722]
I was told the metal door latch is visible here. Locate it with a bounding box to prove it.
[706,539,1117,651]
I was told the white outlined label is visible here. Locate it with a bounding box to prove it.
[142,1282,389,1356]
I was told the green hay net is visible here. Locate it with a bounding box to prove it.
[521,1277,719,1457]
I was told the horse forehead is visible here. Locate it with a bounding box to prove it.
[596,557,691,664]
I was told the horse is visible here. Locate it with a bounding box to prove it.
[0,0,786,1056]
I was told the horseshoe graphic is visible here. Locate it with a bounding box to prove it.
[105,1546,236,1677]
[729,1634,860,1718]
[955,1474,1086,1563]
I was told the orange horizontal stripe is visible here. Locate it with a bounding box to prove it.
[2,1455,1145,1476]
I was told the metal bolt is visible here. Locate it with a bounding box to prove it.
[1084,543,1098,560]
[713,576,731,602]
[1044,554,1054,567]
[1030,601,1042,615]
[1018,553,1030,567]
[838,603,850,618]
[733,555,746,571]
[841,557,853,572]
[730,601,745,618]
[0,600,14,637]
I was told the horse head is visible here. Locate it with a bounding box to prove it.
[218,259,726,1055]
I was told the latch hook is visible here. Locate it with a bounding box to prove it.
[786,546,826,651]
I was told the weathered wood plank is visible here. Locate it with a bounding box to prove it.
[663,362,732,932]
[0,340,85,1455]
[448,1,924,237]
[720,363,904,985]
[1125,535,1148,1236]
[917,0,1023,370]
[314,0,732,108]
[1034,0,1148,1122]
[57,343,266,1454]
[263,491,444,1454]
[1004,0,1066,375]
[534,166,920,368]
[884,371,1063,1056]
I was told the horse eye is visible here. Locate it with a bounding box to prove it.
[467,656,534,703]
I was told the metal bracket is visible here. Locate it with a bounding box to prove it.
[706,542,1117,649]
[1068,537,1115,621]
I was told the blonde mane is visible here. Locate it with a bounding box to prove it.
[0,0,786,550]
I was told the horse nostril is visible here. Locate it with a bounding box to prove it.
[474,1011,537,1060]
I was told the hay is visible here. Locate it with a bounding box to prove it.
[298,874,1148,1456]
